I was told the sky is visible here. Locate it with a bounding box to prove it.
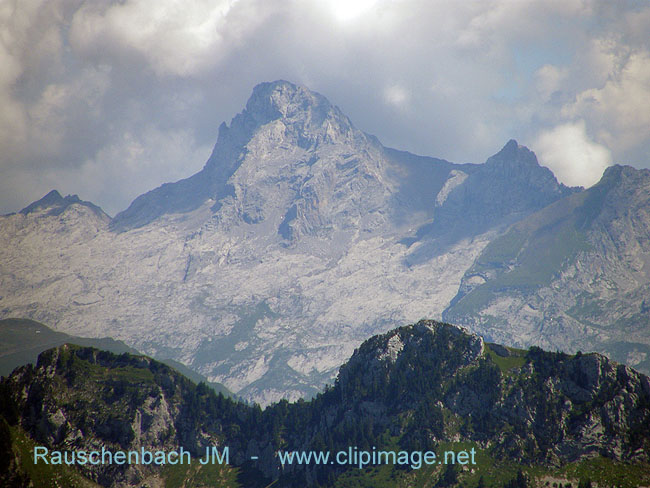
[1,0,649,216]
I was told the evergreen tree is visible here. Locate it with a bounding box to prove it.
[437,463,459,487]
[503,469,528,488]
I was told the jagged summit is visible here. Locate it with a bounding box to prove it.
[19,189,65,214]
[409,139,578,249]
[485,139,537,167]
[485,139,561,183]
[243,80,336,128]
[111,80,368,232]
[596,163,650,187]
[208,80,356,160]
[19,189,107,218]
[111,80,575,237]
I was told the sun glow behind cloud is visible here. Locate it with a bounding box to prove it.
[326,0,379,22]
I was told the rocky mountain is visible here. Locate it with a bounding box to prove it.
[0,80,580,404]
[444,164,650,375]
[18,190,109,220]
[409,140,575,248]
[2,321,650,487]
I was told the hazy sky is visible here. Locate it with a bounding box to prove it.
[1,0,649,216]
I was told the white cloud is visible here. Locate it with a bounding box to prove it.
[2,127,211,217]
[72,127,212,215]
[69,0,269,77]
[533,121,611,188]
[383,84,410,107]
[455,0,593,55]
[535,64,568,101]
[0,0,52,156]
[563,51,650,156]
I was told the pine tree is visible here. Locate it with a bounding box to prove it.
[477,475,487,488]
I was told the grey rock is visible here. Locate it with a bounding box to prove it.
[444,164,650,376]
[0,81,590,404]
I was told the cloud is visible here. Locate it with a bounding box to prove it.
[563,51,650,157]
[533,121,611,188]
[0,0,49,157]
[383,85,410,108]
[69,0,270,77]
[535,64,568,101]
[71,127,212,216]
[326,0,380,23]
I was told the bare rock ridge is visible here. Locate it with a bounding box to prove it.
[412,139,578,246]
[444,163,650,372]
[110,80,364,232]
[0,79,643,403]
[110,81,569,240]
[18,189,109,220]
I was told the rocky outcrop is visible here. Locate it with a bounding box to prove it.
[418,139,577,242]
[17,189,109,220]
[332,321,650,465]
[110,81,381,234]
[1,345,245,487]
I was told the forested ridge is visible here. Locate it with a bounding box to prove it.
[2,320,650,487]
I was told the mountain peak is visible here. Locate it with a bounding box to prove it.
[209,79,357,157]
[19,190,107,219]
[587,164,650,202]
[239,80,350,137]
[486,139,538,170]
[413,140,577,245]
[599,163,650,182]
[481,140,576,195]
[338,320,485,399]
[112,80,362,231]
[19,190,64,214]
[368,320,485,365]
[504,138,520,150]
[247,80,326,115]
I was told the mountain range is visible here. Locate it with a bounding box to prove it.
[1,80,649,404]
[444,164,650,372]
[2,321,649,487]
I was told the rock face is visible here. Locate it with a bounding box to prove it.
[334,321,650,466]
[416,139,575,244]
[444,164,650,375]
[0,345,244,487]
[111,81,370,233]
[2,323,650,487]
[19,190,109,219]
[0,81,599,403]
